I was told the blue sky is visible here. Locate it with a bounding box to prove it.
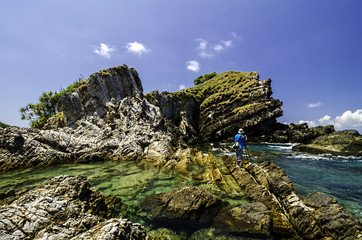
[1,0,361,133]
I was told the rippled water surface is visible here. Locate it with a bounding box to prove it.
[1,143,361,237]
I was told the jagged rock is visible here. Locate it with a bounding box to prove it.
[145,71,284,143]
[222,156,362,240]
[0,66,185,172]
[254,123,335,144]
[140,186,226,229]
[0,175,147,239]
[304,190,362,240]
[293,129,362,156]
[213,202,271,238]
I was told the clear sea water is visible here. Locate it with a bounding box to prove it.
[0,143,361,238]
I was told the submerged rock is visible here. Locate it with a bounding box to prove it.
[140,186,226,229]
[213,202,271,238]
[0,175,147,239]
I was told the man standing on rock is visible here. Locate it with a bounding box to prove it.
[235,128,247,167]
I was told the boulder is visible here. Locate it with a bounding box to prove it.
[140,186,226,229]
[213,202,271,238]
[304,191,362,240]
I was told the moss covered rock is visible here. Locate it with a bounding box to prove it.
[293,130,362,156]
[145,71,283,143]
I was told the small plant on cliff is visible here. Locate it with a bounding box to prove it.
[193,72,217,85]
[20,75,86,128]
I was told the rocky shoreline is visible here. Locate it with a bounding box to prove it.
[1,65,361,239]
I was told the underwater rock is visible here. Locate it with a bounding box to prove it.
[213,202,271,238]
[0,175,147,239]
[222,156,362,240]
[140,186,226,229]
[293,129,362,156]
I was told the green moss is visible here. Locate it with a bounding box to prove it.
[177,71,261,110]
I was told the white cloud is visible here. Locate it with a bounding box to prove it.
[196,38,213,59]
[316,109,362,130]
[186,60,201,72]
[298,109,362,132]
[126,41,150,56]
[179,84,186,90]
[213,44,224,52]
[318,115,333,125]
[94,43,116,59]
[195,38,232,58]
[333,109,362,129]
[222,40,232,47]
[299,120,317,127]
[308,102,322,108]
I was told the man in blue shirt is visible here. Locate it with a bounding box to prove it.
[235,128,247,167]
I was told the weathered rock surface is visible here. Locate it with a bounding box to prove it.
[140,186,226,229]
[0,65,184,172]
[254,123,335,143]
[145,71,284,143]
[293,129,362,156]
[213,202,271,238]
[222,156,362,240]
[0,175,147,239]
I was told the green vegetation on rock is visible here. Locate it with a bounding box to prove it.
[193,72,217,85]
[0,121,11,128]
[20,75,86,128]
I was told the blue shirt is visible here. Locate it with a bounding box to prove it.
[235,134,246,150]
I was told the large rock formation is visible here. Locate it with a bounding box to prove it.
[0,65,185,172]
[0,175,147,239]
[145,71,283,143]
[1,66,285,172]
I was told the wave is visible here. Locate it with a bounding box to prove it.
[286,153,362,162]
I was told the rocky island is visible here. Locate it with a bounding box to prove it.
[0,65,361,239]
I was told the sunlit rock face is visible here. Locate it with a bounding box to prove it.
[145,71,284,143]
[0,175,147,239]
[1,66,286,171]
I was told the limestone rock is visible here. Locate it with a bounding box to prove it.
[0,175,147,239]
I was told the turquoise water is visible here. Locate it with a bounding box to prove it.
[0,143,361,237]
